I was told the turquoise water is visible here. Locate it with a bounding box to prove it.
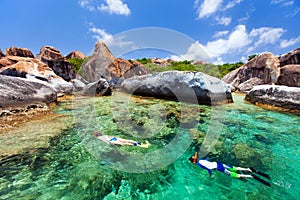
[0,94,299,199]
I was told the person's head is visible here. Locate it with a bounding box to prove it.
[189,152,198,164]
[189,156,197,164]
[94,132,103,137]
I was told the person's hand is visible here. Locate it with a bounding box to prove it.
[248,168,252,172]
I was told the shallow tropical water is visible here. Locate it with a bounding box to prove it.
[0,93,299,200]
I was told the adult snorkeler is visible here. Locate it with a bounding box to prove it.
[189,152,271,186]
[94,132,150,148]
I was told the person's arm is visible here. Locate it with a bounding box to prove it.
[197,162,213,177]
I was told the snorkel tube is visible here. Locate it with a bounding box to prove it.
[193,152,198,164]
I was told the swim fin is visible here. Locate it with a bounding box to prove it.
[139,141,150,148]
[252,174,271,187]
[250,167,271,180]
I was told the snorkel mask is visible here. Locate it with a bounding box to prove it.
[193,152,198,164]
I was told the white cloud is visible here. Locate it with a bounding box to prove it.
[182,41,209,60]
[169,41,212,62]
[224,0,243,10]
[216,16,232,26]
[204,25,250,58]
[196,0,223,18]
[88,23,135,48]
[290,7,300,17]
[214,57,225,64]
[249,27,285,47]
[280,36,300,48]
[170,41,209,61]
[271,0,294,6]
[99,0,131,16]
[202,25,288,62]
[89,27,113,42]
[79,0,95,11]
[213,30,229,38]
[240,56,247,63]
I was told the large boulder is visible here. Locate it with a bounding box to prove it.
[245,85,300,111]
[279,47,300,66]
[82,41,149,84]
[124,60,150,79]
[0,56,74,94]
[70,79,86,91]
[277,65,300,87]
[0,57,17,68]
[81,78,112,96]
[222,52,280,92]
[37,46,76,81]
[5,47,34,58]
[66,51,86,59]
[0,49,4,58]
[120,71,232,105]
[0,75,57,110]
[83,41,115,82]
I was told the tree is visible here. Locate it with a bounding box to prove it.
[248,54,259,61]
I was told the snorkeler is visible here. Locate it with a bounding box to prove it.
[189,152,271,186]
[94,132,150,148]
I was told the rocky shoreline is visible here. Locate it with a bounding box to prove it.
[245,85,300,114]
[1,42,300,128]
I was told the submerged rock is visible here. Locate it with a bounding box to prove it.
[121,71,232,105]
[245,85,300,111]
[0,75,57,110]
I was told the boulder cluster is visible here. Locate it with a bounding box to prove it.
[222,48,300,111]
[0,42,149,111]
[222,50,300,92]
[1,42,299,114]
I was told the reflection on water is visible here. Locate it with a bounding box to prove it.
[0,94,299,199]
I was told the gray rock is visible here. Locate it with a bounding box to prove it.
[238,77,265,93]
[37,46,76,81]
[0,75,57,110]
[71,79,86,91]
[81,78,112,96]
[0,48,5,58]
[0,68,27,78]
[5,47,34,58]
[83,42,115,83]
[76,74,89,85]
[222,52,280,91]
[82,42,149,84]
[277,65,300,87]
[245,85,300,110]
[279,47,300,66]
[120,71,232,105]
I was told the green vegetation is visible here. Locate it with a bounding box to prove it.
[141,60,244,79]
[248,54,260,61]
[136,58,152,64]
[217,62,244,78]
[68,58,84,73]
[68,56,91,76]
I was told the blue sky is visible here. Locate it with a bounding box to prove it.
[1,0,300,64]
